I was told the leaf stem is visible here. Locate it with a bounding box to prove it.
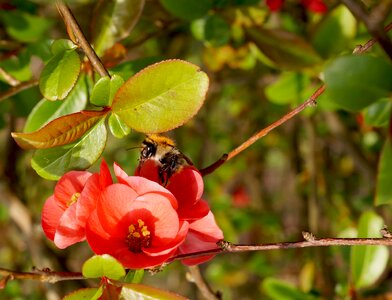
[56,0,110,78]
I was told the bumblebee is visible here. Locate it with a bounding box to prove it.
[139,134,193,185]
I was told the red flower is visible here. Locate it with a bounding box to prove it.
[178,212,224,265]
[301,0,327,13]
[41,160,112,249]
[266,0,284,11]
[86,180,189,269]
[136,160,209,221]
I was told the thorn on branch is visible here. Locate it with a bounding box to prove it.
[302,231,316,242]
[380,225,392,238]
[217,240,232,251]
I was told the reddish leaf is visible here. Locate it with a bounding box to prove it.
[11,110,108,150]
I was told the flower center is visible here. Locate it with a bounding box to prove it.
[126,219,151,253]
[67,192,80,207]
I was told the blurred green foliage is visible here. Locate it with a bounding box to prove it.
[1,0,392,299]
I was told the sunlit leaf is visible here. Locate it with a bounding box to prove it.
[246,27,322,70]
[24,75,89,132]
[91,74,124,107]
[91,0,145,55]
[31,118,107,180]
[12,110,107,149]
[51,39,77,55]
[312,5,356,58]
[111,60,209,133]
[0,10,52,43]
[123,269,144,284]
[108,113,131,138]
[324,55,392,111]
[350,211,389,289]
[82,255,125,280]
[63,287,103,300]
[262,277,317,300]
[121,283,187,300]
[160,0,213,20]
[363,99,392,127]
[375,140,392,206]
[39,48,81,101]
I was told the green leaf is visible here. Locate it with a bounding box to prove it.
[312,5,356,58]
[375,139,392,206]
[160,0,213,20]
[0,10,52,43]
[204,15,231,47]
[121,283,187,300]
[39,49,81,101]
[265,72,310,105]
[91,0,145,55]
[111,59,209,133]
[246,27,322,70]
[82,254,126,280]
[363,99,392,127]
[91,74,124,107]
[110,57,162,80]
[324,55,392,111]
[24,75,89,132]
[63,287,103,300]
[12,110,107,149]
[51,39,77,55]
[350,211,389,289]
[262,278,317,300]
[123,269,144,284]
[31,118,107,180]
[108,113,131,138]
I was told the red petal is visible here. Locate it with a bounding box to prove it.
[178,199,210,221]
[143,221,189,256]
[188,211,224,240]
[115,165,177,209]
[166,167,203,205]
[134,160,160,183]
[54,171,92,207]
[302,0,327,13]
[99,159,113,187]
[54,203,85,249]
[76,173,101,224]
[41,195,64,241]
[113,247,176,269]
[266,0,284,11]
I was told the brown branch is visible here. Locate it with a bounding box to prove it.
[187,266,222,300]
[56,0,110,78]
[340,0,392,61]
[170,234,392,263]
[0,79,38,103]
[0,268,83,283]
[200,21,392,176]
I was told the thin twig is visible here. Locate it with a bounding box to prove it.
[0,79,38,103]
[187,266,221,300]
[200,21,392,176]
[170,235,392,263]
[56,0,110,78]
[0,268,83,283]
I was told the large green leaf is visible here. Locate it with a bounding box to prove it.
[120,283,187,300]
[91,0,145,55]
[91,74,124,107]
[262,277,317,300]
[31,118,107,180]
[246,27,322,70]
[82,255,125,280]
[311,5,356,58]
[39,48,81,101]
[375,140,392,206]
[324,55,392,111]
[363,99,392,128]
[0,10,52,43]
[12,110,107,149]
[111,60,209,133]
[160,0,213,21]
[108,113,131,138]
[350,211,389,289]
[24,75,89,132]
[63,287,103,300]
